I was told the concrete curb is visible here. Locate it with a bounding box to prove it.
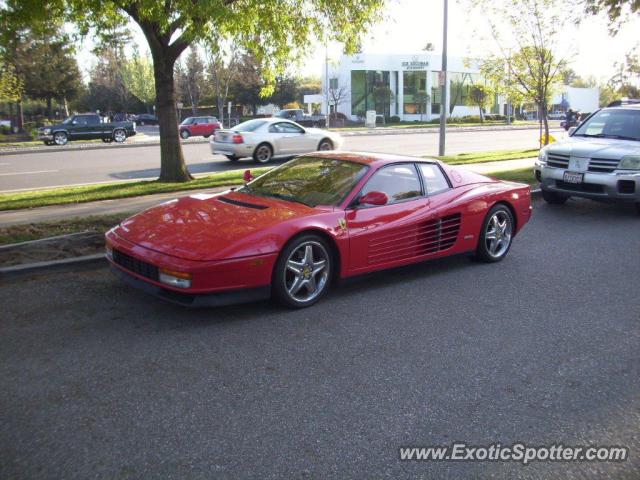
[0,253,106,282]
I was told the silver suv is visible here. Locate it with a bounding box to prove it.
[535,102,640,214]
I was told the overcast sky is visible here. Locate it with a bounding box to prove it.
[78,0,639,83]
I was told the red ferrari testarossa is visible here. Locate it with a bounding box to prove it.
[106,152,532,308]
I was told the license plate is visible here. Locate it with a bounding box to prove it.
[563,171,583,184]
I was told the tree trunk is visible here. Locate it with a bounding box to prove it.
[16,99,24,132]
[152,52,192,182]
[479,105,484,123]
[46,96,53,119]
[542,102,550,146]
[9,103,14,130]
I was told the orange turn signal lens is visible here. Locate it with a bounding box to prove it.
[159,268,192,280]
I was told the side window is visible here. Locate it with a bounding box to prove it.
[280,122,304,133]
[74,116,88,125]
[418,164,450,195]
[268,123,284,133]
[87,115,100,125]
[360,164,422,204]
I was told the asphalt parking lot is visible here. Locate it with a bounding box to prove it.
[1,197,639,479]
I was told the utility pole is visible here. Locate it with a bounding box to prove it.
[506,49,512,125]
[325,44,330,124]
[438,0,448,156]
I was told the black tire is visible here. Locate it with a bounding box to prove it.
[180,129,190,139]
[541,188,569,205]
[113,129,127,143]
[53,131,68,146]
[635,203,640,216]
[272,234,333,308]
[318,138,333,151]
[43,141,53,146]
[475,204,515,263]
[225,155,240,162]
[204,134,210,138]
[253,143,273,164]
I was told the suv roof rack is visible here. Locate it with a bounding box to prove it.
[607,99,640,107]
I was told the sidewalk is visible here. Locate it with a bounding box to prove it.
[0,158,536,228]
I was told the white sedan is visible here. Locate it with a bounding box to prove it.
[210,117,343,163]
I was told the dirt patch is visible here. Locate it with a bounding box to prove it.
[0,232,105,267]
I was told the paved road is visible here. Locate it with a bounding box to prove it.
[1,197,638,479]
[0,128,561,192]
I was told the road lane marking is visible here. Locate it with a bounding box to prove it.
[0,169,59,176]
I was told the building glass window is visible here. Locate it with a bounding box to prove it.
[431,72,441,115]
[449,72,478,113]
[329,78,338,89]
[351,70,392,119]
[403,71,428,115]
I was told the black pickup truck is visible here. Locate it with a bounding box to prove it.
[38,113,137,146]
[273,109,326,128]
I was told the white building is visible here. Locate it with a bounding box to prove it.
[321,53,599,122]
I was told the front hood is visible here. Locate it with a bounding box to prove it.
[114,190,317,261]
[549,136,640,158]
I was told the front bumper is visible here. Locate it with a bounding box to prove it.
[535,163,640,201]
[110,265,270,307]
[38,133,53,141]
[105,229,277,307]
[210,140,255,157]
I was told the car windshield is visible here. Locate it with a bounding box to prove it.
[242,157,369,207]
[573,109,640,141]
[62,117,73,124]
[180,118,194,125]
[233,119,267,132]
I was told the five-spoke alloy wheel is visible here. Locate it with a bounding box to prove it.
[273,235,332,308]
[113,129,127,143]
[53,132,68,146]
[253,143,273,164]
[476,205,514,262]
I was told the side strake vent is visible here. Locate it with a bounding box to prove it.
[367,213,462,265]
[218,197,268,210]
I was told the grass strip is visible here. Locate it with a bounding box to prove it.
[0,213,129,245]
[434,148,538,165]
[0,168,271,211]
[485,168,537,186]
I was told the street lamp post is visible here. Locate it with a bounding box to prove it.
[438,0,448,156]
[325,44,330,124]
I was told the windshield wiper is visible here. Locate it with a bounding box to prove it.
[262,192,310,207]
[575,133,639,141]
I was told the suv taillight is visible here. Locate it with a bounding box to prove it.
[232,134,243,144]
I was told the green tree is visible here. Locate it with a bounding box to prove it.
[270,75,300,108]
[229,52,265,115]
[2,0,385,182]
[471,0,572,144]
[22,30,82,119]
[121,51,156,112]
[177,48,205,115]
[413,91,430,121]
[467,83,493,122]
[204,37,238,122]
[584,0,640,30]
[372,85,394,119]
[0,60,22,104]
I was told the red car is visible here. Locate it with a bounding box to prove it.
[106,152,532,308]
[179,116,222,139]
